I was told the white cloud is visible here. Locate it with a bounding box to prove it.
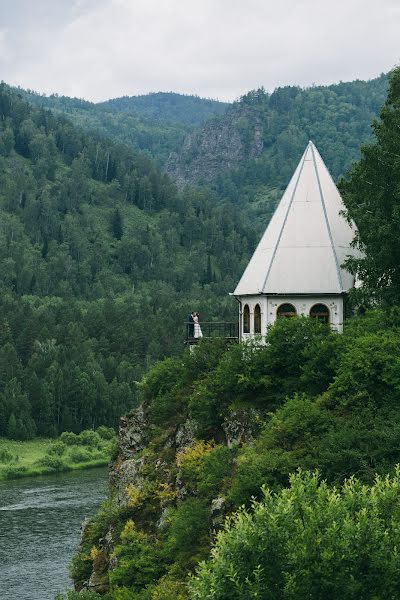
[2,0,400,101]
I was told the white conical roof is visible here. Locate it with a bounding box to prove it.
[234,141,358,296]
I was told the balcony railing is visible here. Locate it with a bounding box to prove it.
[185,321,239,344]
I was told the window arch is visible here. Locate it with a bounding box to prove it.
[243,304,250,334]
[310,303,330,323]
[277,303,297,318]
[254,304,262,333]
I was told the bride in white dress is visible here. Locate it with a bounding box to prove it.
[193,312,203,338]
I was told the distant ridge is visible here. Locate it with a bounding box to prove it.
[97,91,229,126]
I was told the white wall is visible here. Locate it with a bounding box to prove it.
[238,295,344,339]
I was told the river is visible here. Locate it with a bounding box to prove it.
[0,468,108,600]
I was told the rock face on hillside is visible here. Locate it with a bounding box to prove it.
[165,77,388,192]
[166,104,264,190]
[77,402,260,593]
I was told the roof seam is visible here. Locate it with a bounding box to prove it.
[259,145,309,293]
[310,143,343,291]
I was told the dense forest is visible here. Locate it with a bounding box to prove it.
[0,84,254,439]
[57,67,400,599]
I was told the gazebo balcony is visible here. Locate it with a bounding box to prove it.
[185,321,239,344]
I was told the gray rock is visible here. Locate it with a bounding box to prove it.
[211,496,226,530]
[222,408,260,448]
[112,457,145,506]
[118,404,148,459]
[176,419,199,449]
[165,106,264,191]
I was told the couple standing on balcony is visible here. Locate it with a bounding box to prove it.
[188,312,203,339]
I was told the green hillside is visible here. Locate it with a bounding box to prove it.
[0,84,254,438]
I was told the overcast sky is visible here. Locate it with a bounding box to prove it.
[0,0,399,102]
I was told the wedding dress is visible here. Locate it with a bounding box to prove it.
[193,315,203,338]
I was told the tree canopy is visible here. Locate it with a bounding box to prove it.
[340,68,400,305]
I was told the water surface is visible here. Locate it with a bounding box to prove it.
[0,468,108,600]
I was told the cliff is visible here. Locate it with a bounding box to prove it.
[70,312,400,599]
[166,103,264,190]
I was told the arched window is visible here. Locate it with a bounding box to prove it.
[243,304,250,334]
[310,303,330,323]
[254,304,261,334]
[277,303,297,318]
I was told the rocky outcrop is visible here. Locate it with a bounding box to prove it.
[166,104,264,190]
[77,400,260,593]
[118,405,148,459]
[222,407,260,448]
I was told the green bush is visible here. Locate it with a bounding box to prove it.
[96,425,116,440]
[47,441,67,456]
[164,499,210,571]
[60,431,80,446]
[79,430,102,448]
[325,330,400,409]
[110,520,164,590]
[68,446,93,464]
[37,455,65,471]
[190,469,400,600]
[229,394,331,505]
[177,442,235,498]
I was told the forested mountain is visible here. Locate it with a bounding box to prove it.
[166,75,388,203]
[97,92,229,126]
[16,76,387,193]
[0,84,254,439]
[0,72,392,442]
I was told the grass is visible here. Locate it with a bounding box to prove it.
[0,430,115,481]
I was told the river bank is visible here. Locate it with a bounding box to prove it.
[0,429,115,481]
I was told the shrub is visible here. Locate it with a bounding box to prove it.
[228,395,332,505]
[177,441,234,498]
[140,357,187,425]
[71,499,125,589]
[110,520,164,589]
[96,425,116,440]
[47,441,67,456]
[190,469,400,600]
[79,430,102,448]
[68,446,93,464]
[37,455,65,471]
[164,499,210,571]
[61,431,80,446]
[325,330,400,409]
[151,576,188,599]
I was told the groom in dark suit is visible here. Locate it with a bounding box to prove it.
[187,311,195,338]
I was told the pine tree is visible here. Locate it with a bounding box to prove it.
[340,67,400,304]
